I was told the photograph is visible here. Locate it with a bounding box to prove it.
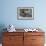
[17,7,34,20]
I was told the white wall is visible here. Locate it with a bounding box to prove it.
[0,0,46,29]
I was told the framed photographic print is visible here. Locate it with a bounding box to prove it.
[17,7,34,20]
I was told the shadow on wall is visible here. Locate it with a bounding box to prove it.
[0,24,7,43]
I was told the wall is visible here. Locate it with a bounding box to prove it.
[0,0,46,44]
[0,0,46,30]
